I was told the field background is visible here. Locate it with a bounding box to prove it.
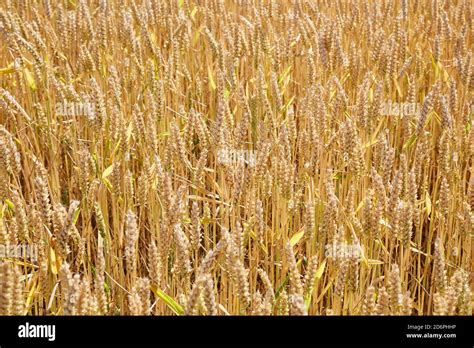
[0,0,473,315]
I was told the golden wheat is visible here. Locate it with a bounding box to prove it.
[0,0,472,316]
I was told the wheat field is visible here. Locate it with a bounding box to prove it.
[0,0,472,316]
